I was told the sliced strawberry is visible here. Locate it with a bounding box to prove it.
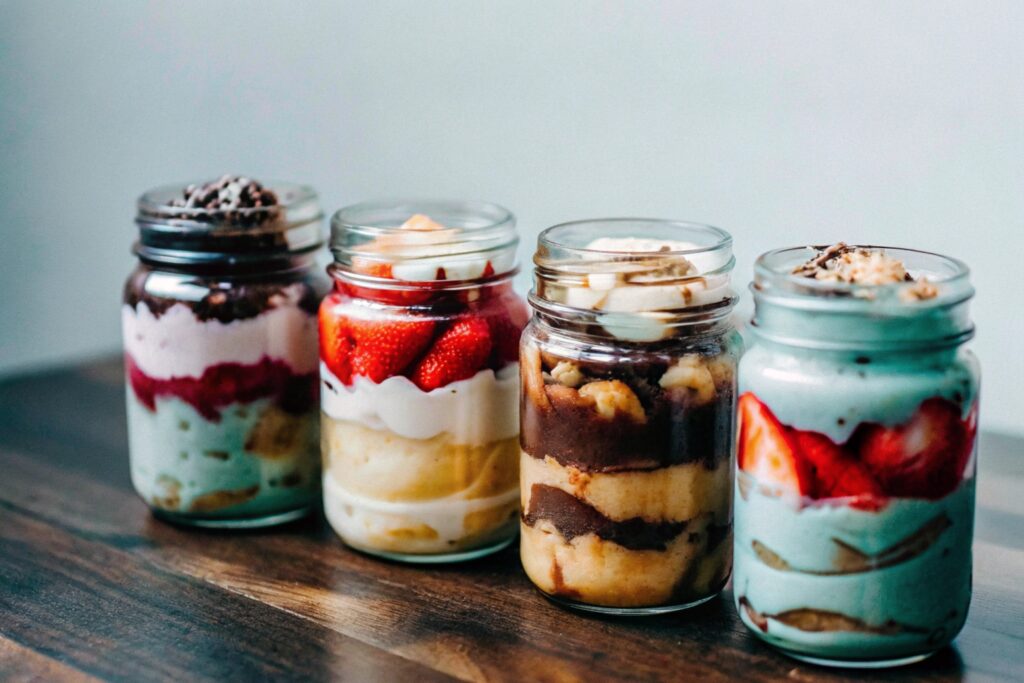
[319,297,353,384]
[479,296,530,369]
[409,317,493,391]
[855,397,968,499]
[790,430,883,507]
[348,316,436,384]
[737,393,813,496]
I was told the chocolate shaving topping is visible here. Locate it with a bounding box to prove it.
[168,174,280,227]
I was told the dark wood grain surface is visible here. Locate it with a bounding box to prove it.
[0,357,1021,683]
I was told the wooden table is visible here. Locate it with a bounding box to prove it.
[0,357,1020,683]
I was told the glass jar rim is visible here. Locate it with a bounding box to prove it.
[538,218,732,258]
[332,198,515,240]
[137,181,321,226]
[530,218,738,340]
[328,199,519,284]
[134,180,324,265]
[750,245,975,352]
[753,245,973,309]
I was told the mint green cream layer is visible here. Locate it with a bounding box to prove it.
[126,392,319,518]
[733,478,974,661]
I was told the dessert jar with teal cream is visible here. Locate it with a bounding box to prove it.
[733,244,979,668]
[123,176,327,528]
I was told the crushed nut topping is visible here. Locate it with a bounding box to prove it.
[577,380,647,423]
[792,243,937,300]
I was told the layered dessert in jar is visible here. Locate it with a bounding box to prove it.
[734,243,979,666]
[520,220,741,613]
[123,175,326,527]
[320,201,528,561]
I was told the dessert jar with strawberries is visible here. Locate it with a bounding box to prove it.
[319,200,528,562]
[734,244,979,667]
[520,219,741,614]
[123,175,326,528]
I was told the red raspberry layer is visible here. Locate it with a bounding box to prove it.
[126,355,316,422]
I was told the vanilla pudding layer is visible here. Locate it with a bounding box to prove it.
[128,394,319,517]
[320,363,518,446]
[123,300,319,380]
[320,365,521,554]
[733,479,975,659]
[520,453,732,607]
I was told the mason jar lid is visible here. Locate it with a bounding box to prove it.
[135,177,324,265]
[329,199,518,283]
[751,245,975,350]
[530,218,737,342]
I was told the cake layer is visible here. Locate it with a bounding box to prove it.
[322,416,519,501]
[520,516,731,607]
[123,301,319,379]
[323,472,518,554]
[520,452,730,524]
[321,363,518,446]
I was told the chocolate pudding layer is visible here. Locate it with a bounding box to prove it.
[124,265,321,323]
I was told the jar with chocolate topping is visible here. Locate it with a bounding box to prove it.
[520,219,740,613]
[320,200,528,562]
[123,175,326,528]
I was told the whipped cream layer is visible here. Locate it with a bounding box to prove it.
[323,473,518,554]
[320,363,519,446]
[123,298,318,379]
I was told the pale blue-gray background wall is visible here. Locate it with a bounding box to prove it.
[1,1,1021,435]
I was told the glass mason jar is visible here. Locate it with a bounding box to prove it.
[122,177,326,528]
[520,219,741,614]
[320,200,528,563]
[734,246,979,667]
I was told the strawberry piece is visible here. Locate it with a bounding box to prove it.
[348,316,436,384]
[319,298,353,384]
[409,317,493,391]
[855,397,968,499]
[790,430,883,506]
[479,295,530,369]
[737,393,813,496]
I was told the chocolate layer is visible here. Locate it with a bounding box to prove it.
[521,381,733,472]
[522,484,688,551]
[124,266,320,323]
